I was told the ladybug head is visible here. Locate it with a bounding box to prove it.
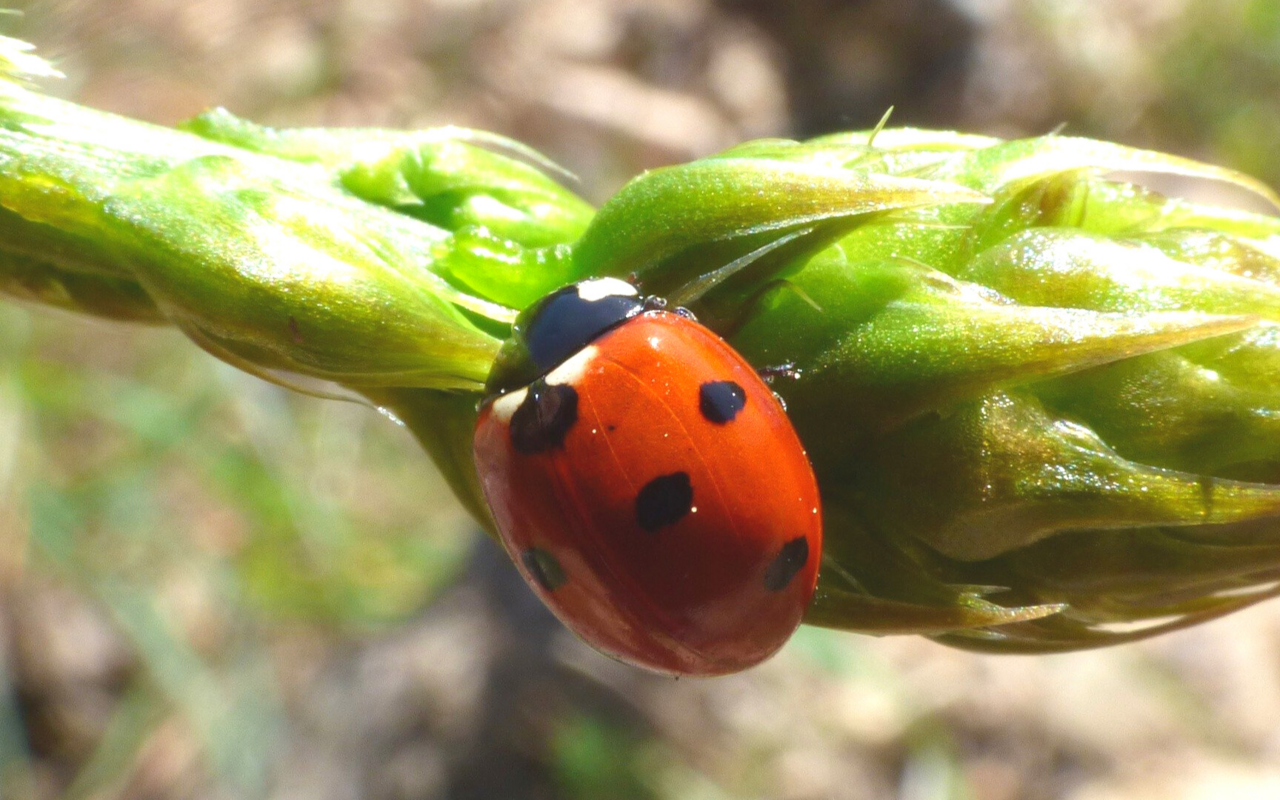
[484,278,646,396]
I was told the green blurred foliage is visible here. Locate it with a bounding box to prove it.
[0,299,474,796]
[1153,0,1280,189]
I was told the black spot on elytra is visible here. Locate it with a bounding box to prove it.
[699,380,747,424]
[510,380,578,454]
[635,472,693,532]
[764,537,809,592]
[521,548,566,591]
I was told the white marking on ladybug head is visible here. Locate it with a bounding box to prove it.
[575,277,638,302]
[491,387,529,423]
[546,345,598,387]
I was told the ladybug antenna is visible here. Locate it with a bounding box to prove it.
[667,226,812,308]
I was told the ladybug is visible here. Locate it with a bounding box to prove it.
[472,277,822,676]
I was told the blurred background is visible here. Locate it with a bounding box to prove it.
[4,1,1280,798]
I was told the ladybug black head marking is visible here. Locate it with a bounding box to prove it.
[485,278,645,395]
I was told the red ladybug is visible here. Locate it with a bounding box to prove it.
[472,277,822,676]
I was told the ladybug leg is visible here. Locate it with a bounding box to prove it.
[643,293,700,322]
[756,361,801,384]
[755,362,799,411]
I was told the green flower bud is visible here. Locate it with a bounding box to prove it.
[182,108,594,250]
[0,59,586,391]
[575,129,1280,651]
